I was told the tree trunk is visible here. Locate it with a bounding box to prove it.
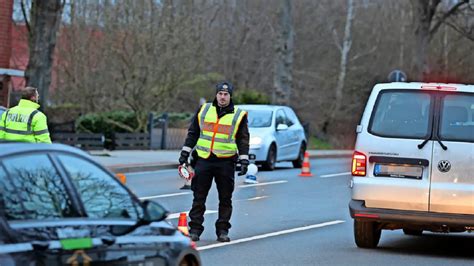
[399,8,406,68]
[331,0,354,119]
[411,0,438,81]
[272,0,294,105]
[25,0,64,108]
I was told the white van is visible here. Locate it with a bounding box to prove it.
[349,82,474,248]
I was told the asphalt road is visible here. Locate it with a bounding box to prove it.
[125,158,474,266]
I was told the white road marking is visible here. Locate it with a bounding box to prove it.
[238,180,287,188]
[247,196,268,201]
[197,220,345,251]
[139,192,191,200]
[138,180,287,200]
[125,169,178,175]
[320,172,351,178]
[235,196,269,202]
[167,210,218,220]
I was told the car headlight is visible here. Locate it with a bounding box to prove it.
[250,137,262,145]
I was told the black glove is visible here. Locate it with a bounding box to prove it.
[238,159,249,176]
[179,150,190,165]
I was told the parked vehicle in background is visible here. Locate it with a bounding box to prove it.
[238,104,307,170]
[0,106,6,117]
[349,82,474,248]
[0,143,201,265]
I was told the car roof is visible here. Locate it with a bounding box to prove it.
[237,104,289,111]
[0,142,90,158]
[374,82,473,93]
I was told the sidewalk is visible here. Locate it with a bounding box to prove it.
[90,150,353,174]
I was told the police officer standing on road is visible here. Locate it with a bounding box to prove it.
[0,86,51,143]
[179,81,249,242]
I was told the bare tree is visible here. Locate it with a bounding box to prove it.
[22,0,65,108]
[331,0,355,119]
[54,0,206,132]
[410,0,469,80]
[272,0,294,105]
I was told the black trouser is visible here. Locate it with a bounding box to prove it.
[189,157,235,235]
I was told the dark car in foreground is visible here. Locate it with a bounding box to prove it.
[0,142,200,265]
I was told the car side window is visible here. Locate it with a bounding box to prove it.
[276,109,286,126]
[57,154,143,220]
[283,108,295,127]
[1,154,74,220]
[0,165,24,220]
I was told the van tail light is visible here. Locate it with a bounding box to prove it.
[352,151,366,176]
[354,213,379,219]
[421,84,457,91]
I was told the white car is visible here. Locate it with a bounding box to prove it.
[238,104,307,170]
[349,82,474,248]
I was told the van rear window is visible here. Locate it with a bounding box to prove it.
[369,91,432,139]
[439,94,474,142]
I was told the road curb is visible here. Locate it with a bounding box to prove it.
[107,152,353,174]
[109,163,178,174]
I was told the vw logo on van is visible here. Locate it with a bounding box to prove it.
[437,160,451,173]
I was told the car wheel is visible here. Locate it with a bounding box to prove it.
[178,256,199,266]
[292,142,306,168]
[354,220,381,248]
[403,228,423,236]
[262,144,276,171]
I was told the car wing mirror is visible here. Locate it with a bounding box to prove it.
[143,200,169,222]
[276,124,289,131]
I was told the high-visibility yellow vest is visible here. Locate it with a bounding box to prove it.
[0,99,51,143]
[196,103,247,159]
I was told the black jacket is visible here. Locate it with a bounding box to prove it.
[183,98,249,161]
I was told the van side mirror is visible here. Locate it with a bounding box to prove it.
[277,124,289,131]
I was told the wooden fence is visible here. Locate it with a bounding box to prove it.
[51,112,188,150]
[113,133,150,150]
[51,133,105,150]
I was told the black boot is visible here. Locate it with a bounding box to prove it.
[189,232,200,241]
[216,232,230,242]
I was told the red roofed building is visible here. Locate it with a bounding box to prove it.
[0,0,16,107]
[10,22,29,90]
[0,0,62,107]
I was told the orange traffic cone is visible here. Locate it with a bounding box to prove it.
[115,173,127,184]
[177,212,189,236]
[298,152,313,177]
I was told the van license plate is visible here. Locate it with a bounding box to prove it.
[374,164,423,179]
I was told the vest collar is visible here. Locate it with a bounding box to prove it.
[18,99,40,110]
[212,98,234,118]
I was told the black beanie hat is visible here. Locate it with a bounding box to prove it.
[216,81,234,96]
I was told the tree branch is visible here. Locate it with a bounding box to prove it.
[20,0,31,33]
[429,0,468,36]
[350,45,378,62]
[332,29,342,52]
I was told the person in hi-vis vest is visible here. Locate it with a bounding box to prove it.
[0,86,51,143]
[179,81,249,242]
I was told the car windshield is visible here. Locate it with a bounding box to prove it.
[369,90,432,139]
[246,110,273,128]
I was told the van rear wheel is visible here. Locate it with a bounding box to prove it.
[403,228,423,236]
[354,220,381,248]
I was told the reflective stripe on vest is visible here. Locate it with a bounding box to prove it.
[0,110,49,136]
[196,104,246,158]
[0,110,48,135]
